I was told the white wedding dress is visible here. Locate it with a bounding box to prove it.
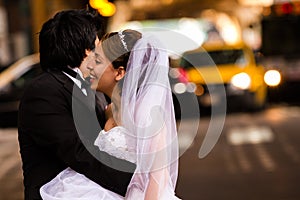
[40,126,180,200]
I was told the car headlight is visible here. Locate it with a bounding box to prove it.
[173,83,187,94]
[173,82,196,94]
[230,72,251,90]
[264,70,281,87]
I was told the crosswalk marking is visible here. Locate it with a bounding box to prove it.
[223,147,238,174]
[254,144,276,171]
[277,131,300,164]
[227,125,274,145]
[234,145,252,173]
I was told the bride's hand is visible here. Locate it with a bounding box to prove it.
[104,118,117,132]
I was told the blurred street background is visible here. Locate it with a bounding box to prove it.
[1,0,300,199]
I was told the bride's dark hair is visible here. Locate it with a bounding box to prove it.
[101,29,142,70]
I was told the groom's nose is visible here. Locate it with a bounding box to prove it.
[87,64,94,70]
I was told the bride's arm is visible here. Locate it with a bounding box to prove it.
[144,126,169,200]
[145,173,160,200]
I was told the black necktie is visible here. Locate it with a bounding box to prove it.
[62,67,91,91]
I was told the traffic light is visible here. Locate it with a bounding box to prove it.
[89,0,116,17]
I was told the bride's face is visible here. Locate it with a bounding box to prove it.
[89,42,118,97]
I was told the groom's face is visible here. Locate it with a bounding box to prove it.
[80,36,100,78]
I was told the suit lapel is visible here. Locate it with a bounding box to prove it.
[48,69,95,111]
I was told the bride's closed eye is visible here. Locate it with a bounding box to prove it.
[94,53,103,65]
[95,59,102,64]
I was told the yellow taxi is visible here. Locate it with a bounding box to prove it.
[175,42,280,110]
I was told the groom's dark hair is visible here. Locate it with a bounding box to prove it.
[39,9,104,71]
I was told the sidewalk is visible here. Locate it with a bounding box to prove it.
[0,128,24,200]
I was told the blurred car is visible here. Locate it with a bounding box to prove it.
[0,53,41,127]
[173,42,281,111]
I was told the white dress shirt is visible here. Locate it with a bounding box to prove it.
[63,67,88,96]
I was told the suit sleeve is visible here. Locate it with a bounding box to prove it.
[18,79,135,196]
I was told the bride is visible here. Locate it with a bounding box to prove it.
[40,29,180,200]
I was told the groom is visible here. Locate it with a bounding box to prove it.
[18,9,135,200]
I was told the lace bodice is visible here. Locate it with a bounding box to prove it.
[94,126,136,163]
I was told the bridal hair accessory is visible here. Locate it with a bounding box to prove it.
[118,30,129,52]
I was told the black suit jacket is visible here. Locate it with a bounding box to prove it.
[18,69,136,200]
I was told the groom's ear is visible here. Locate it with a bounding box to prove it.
[115,66,125,81]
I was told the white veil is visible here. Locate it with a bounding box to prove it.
[119,34,179,199]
